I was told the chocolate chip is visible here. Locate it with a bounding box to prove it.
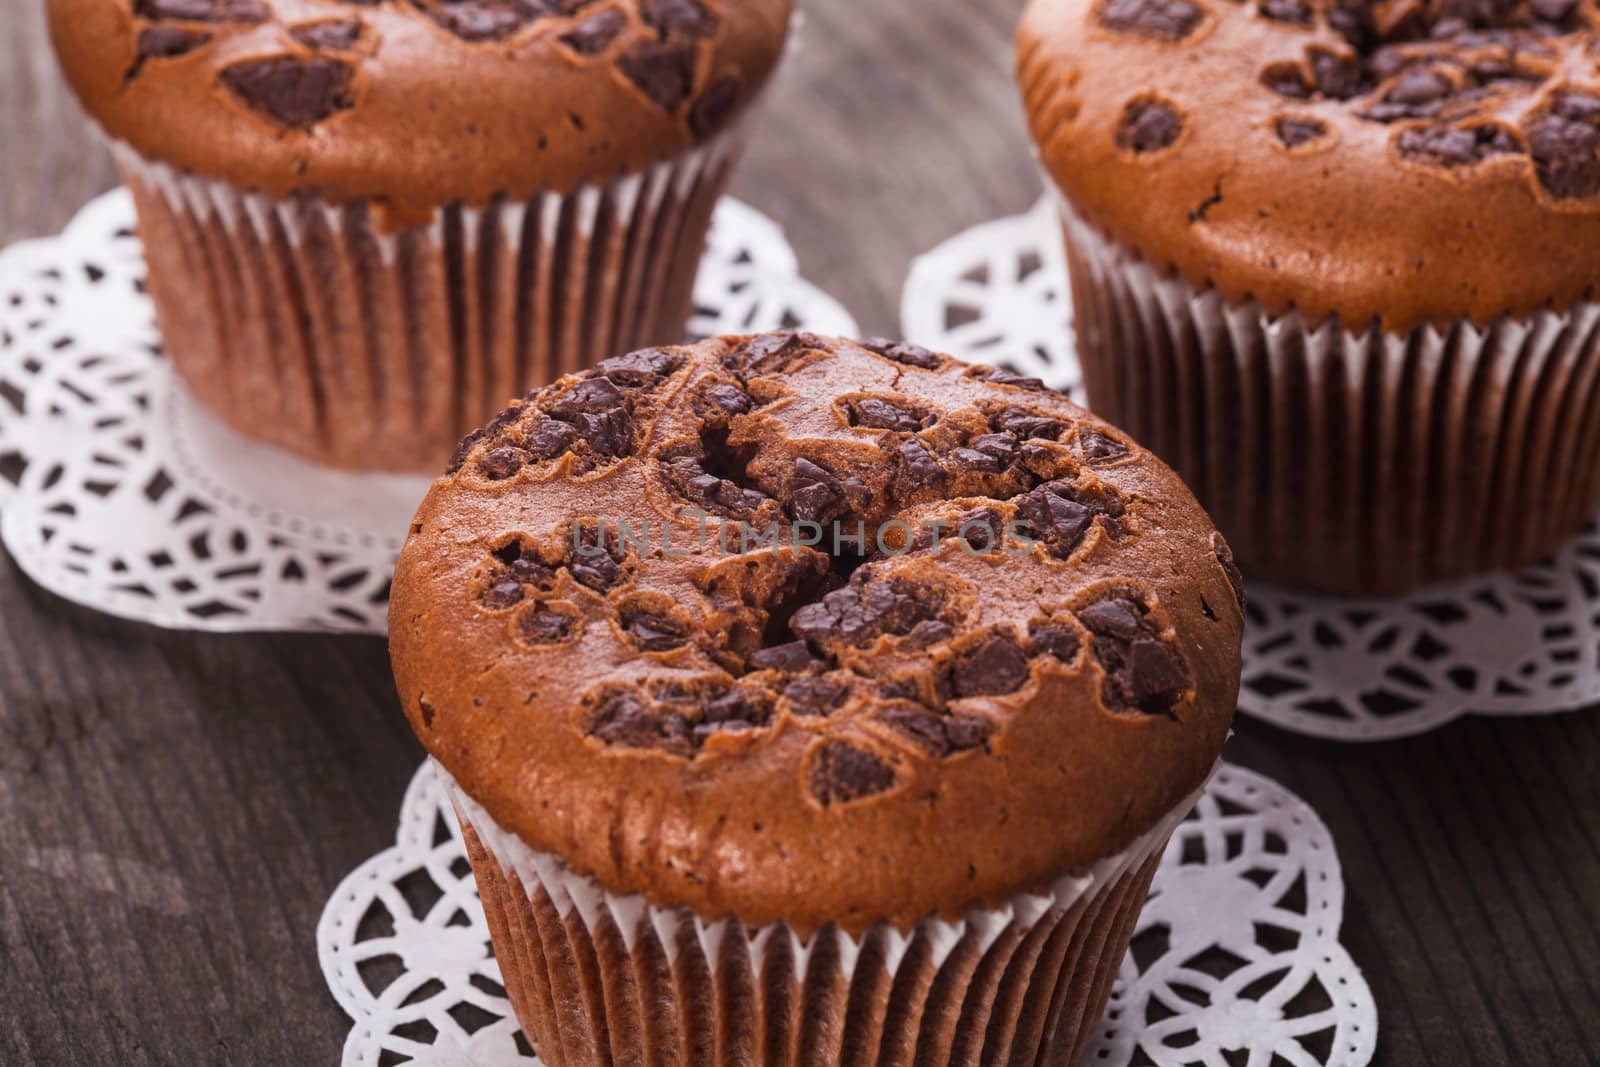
[1527,104,1600,198]
[1017,480,1118,558]
[1531,0,1578,20]
[221,56,355,128]
[520,606,575,643]
[420,0,544,41]
[1127,639,1192,707]
[727,330,819,376]
[954,509,1004,553]
[592,347,684,388]
[1261,62,1313,99]
[1118,96,1185,153]
[1388,67,1452,107]
[134,26,213,64]
[790,579,944,648]
[878,704,994,757]
[971,366,1049,391]
[1309,49,1365,99]
[784,675,849,716]
[290,19,361,50]
[134,0,266,22]
[574,407,632,456]
[950,447,1003,474]
[481,578,524,611]
[448,430,486,474]
[560,8,626,54]
[1275,115,1328,147]
[944,713,995,752]
[860,338,945,370]
[1028,620,1082,662]
[747,640,817,673]
[1367,46,1409,83]
[569,525,625,591]
[526,417,581,460]
[702,685,772,731]
[970,433,1019,466]
[1097,0,1205,40]
[1324,0,1374,47]
[948,635,1030,698]
[690,76,740,139]
[477,445,528,480]
[665,455,768,516]
[1215,535,1247,610]
[851,397,929,433]
[483,402,523,437]
[896,439,944,491]
[621,608,690,651]
[1553,92,1600,124]
[1078,598,1144,640]
[1077,427,1129,462]
[1078,596,1191,716]
[617,41,696,113]
[548,376,626,415]
[809,741,896,806]
[642,0,717,36]
[902,618,955,648]
[1019,441,1065,477]
[1259,0,1312,24]
[788,458,845,523]
[993,408,1066,440]
[590,692,693,757]
[510,556,557,587]
[704,383,752,416]
[1401,123,1521,167]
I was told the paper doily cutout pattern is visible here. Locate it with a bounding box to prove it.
[318,761,1374,1067]
[0,189,858,634]
[902,196,1600,742]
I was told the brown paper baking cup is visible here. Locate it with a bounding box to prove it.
[111,129,743,472]
[1061,204,1600,596]
[446,765,1194,1066]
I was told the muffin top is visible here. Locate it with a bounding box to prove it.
[1019,0,1600,333]
[49,0,791,208]
[389,332,1244,935]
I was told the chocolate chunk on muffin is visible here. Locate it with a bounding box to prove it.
[390,332,1244,1065]
[48,0,794,471]
[1020,0,1600,593]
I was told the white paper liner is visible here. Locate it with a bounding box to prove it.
[902,195,1600,741]
[111,122,745,472]
[1058,202,1600,597]
[0,188,858,633]
[318,759,1375,1066]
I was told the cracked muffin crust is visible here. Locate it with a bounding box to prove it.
[1019,0,1600,332]
[389,332,1244,935]
[49,0,792,206]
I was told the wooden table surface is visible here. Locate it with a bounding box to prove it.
[4,2,1599,1064]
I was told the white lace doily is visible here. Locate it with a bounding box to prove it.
[904,196,1600,741]
[318,760,1374,1067]
[0,189,857,633]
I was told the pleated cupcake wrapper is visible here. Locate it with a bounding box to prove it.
[1059,201,1600,596]
[444,761,1201,1066]
[110,126,744,472]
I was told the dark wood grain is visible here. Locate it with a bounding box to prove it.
[3,2,1599,1065]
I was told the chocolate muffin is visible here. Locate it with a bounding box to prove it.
[389,332,1244,1064]
[48,0,792,471]
[1019,0,1600,594]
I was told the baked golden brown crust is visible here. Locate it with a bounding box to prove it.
[389,333,1243,935]
[1019,0,1600,334]
[49,0,791,208]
